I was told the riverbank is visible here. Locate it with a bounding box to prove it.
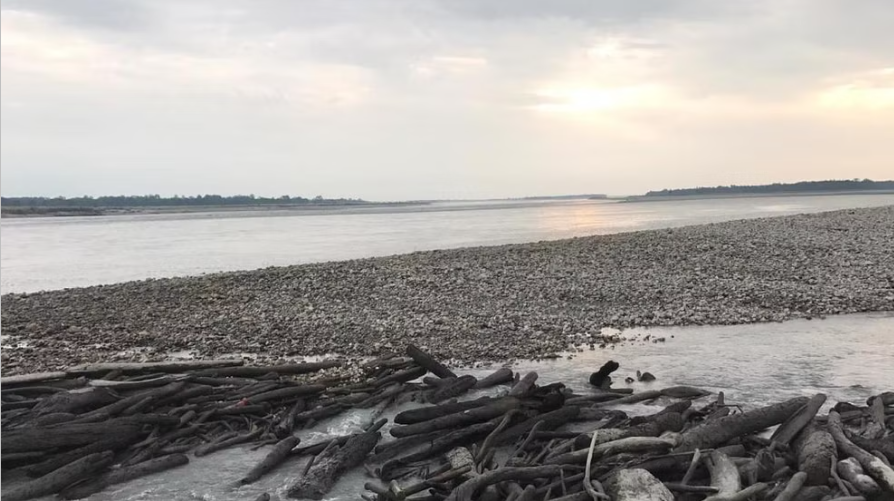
[3,206,894,374]
[0,201,429,219]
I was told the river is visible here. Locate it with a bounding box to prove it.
[3,193,894,294]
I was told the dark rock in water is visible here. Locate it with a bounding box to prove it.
[637,370,656,382]
[589,360,619,389]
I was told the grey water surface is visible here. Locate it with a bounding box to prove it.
[3,193,894,294]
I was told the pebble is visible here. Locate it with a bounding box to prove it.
[2,206,893,375]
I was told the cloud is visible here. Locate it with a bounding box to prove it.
[2,0,893,199]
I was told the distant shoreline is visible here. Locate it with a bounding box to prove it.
[0,201,430,219]
[621,189,894,203]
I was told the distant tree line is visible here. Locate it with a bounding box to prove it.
[645,179,894,197]
[0,194,369,208]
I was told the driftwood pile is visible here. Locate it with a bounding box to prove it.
[2,347,893,501]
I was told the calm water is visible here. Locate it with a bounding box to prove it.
[5,312,890,500]
[3,193,894,294]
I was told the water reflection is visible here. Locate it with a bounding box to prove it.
[3,194,894,293]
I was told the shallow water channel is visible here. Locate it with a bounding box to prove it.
[4,312,892,500]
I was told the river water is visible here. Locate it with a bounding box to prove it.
[3,312,891,501]
[2,193,894,294]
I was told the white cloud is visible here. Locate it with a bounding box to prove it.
[2,0,893,199]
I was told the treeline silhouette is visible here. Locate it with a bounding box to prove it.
[645,179,894,197]
[1,194,368,208]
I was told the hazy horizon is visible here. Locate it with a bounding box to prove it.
[2,1,893,200]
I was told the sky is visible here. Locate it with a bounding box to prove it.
[1,1,892,200]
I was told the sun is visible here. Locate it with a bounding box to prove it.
[531,85,667,114]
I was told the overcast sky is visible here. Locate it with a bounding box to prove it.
[1,1,892,200]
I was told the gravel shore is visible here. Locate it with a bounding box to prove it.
[3,206,894,375]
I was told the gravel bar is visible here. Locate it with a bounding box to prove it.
[2,206,894,374]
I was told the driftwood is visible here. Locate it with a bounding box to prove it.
[66,360,243,377]
[241,436,301,484]
[496,405,580,445]
[446,466,566,501]
[604,468,674,501]
[288,430,380,499]
[24,438,128,478]
[705,451,741,498]
[428,375,478,403]
[828,411,894,493]
[474,368,514,389]
[3,419,143,453]
[573,412,684,449]
[60,453,189,499]
[837,458,880,496]
[676,397,809,451]
[390,397,520,438]
[771,394,826,446]
[509,372,538,396]
[395,396,496,424]
[794,427,836,486]
[195,429,263,456]
[3,452,115,501]
[193,361,341,377]
[1,345,890,501]
[546,436,678,465]
[406,344,457,379]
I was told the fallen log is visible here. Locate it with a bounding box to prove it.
[369,431,442,463]
[495,405,580,445]
[32,387,118,415]
[274,399,308,438]
[604,468,674,501]
[3,419,143,453]
[508,372,538,396]
[380,422,498,480]
[794,427,836,486]
[287,430,380,499]
[772,471,807,501]
[573,412,684,449]
[24,437,130,478]
[248,385,326,403]
[66,360,243,377]
[390,397,520,438]
[828,411,894,493]
[194,429,263,456]
[2,451,115,501]
[705,451,741,498]
[593,390,662,407]
[837,458,880,496]
[428,375,478,403]
[474,368,513,389]
[676,397,809,451]
[406,344,456,379]
[374,366,427,388]
[445,465,566,501]
[545,436,678,465]
[1,371,69,388]
[193,361,341,378]
[771,394,827,446]
[394,397,496,424]
[241,436,301,484]
[848,432,894,463]
[60,453,189,499]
